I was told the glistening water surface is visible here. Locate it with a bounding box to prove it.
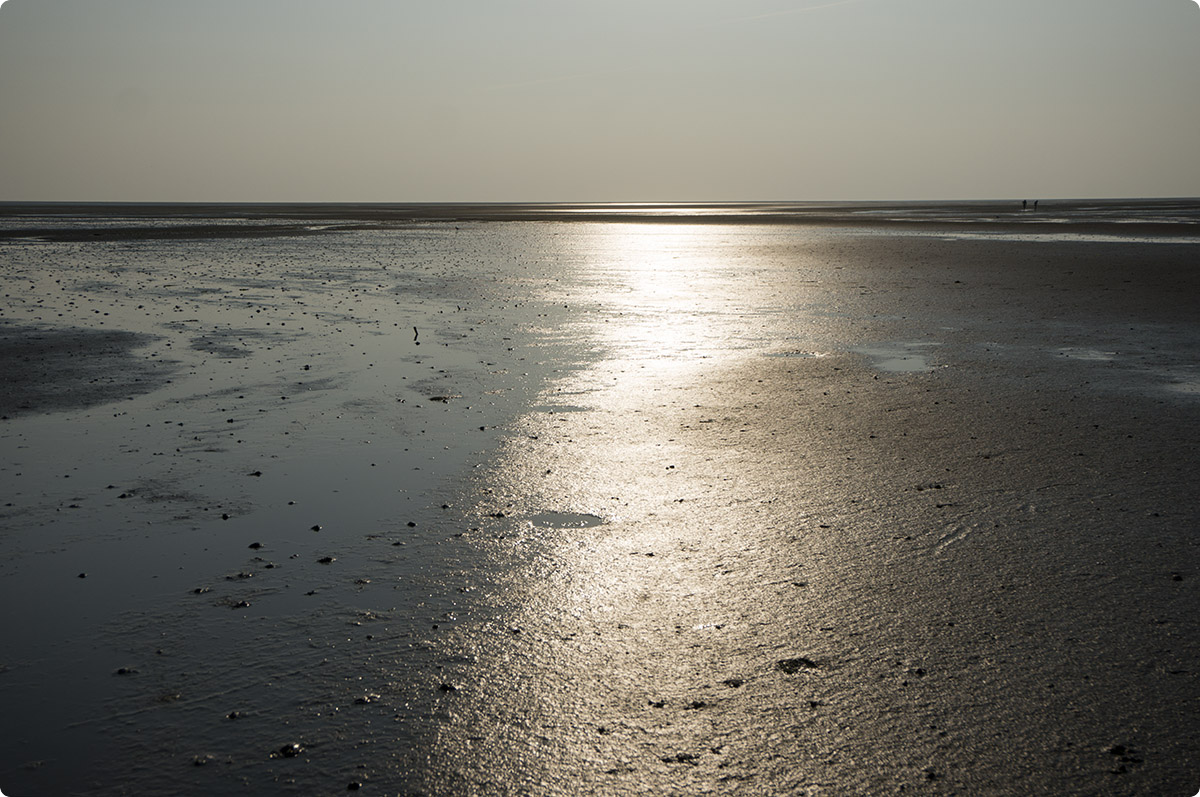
[1,208,1198,795]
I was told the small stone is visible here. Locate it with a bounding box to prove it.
[776,657,819,674]
[275,743,304,758]
[722,678,744,688]
[248,542,263,549]
[661,753,699,765]
[311,525,322,532]
[114,667,137,675]
[318,556,335,564]
[77,572,87,579]
[438,683,458,693]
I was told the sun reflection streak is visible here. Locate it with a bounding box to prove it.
[573,223,773,367]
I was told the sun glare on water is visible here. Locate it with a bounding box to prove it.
[569,223,770,369]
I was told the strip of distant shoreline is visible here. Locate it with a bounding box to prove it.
[1,199,1198,242]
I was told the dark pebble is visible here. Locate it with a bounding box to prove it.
[777,657,819,674]
[78,572,87,579]
[438,683,458,693]
[722,678,744,688]
[276,743,304,758]
[318,556,335,564]
[248,542,263,549]
[661,753,699,765]
[311,525,322,531]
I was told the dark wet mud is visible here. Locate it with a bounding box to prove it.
[0,322,175,417]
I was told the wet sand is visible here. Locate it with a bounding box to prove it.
[1,209,1198,794]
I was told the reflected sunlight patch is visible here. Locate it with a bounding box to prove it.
[576,223,771,364]
[765,350,833,359]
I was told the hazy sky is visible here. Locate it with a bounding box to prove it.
[0,0,1197,202]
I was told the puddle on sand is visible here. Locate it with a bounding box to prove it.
[852,342,941,373]
[526,511,605,528]
[1055,347,1117,362]
[1164,380,1200,396]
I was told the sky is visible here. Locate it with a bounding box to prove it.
[0,0,1197,202]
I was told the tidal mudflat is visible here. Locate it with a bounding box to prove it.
[1,202,1198,795]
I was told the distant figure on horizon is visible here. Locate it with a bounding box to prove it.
[1022,200,1027,211]
[1034,200,1039,211]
